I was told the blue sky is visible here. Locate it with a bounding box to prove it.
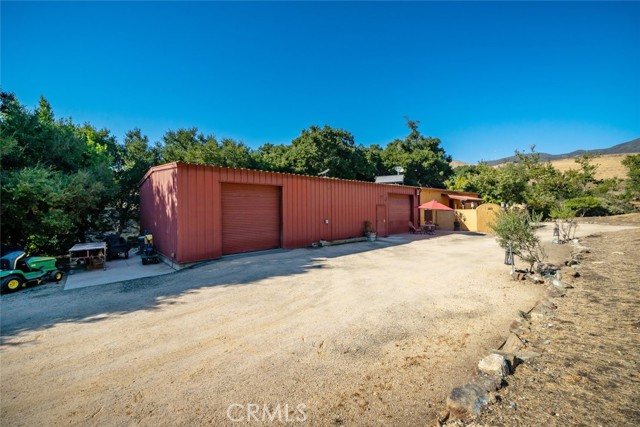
[2,1,639,163]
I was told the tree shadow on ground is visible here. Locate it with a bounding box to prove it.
[0,231,485,343]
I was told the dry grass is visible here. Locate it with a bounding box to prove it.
[549,153,635,181]
[455,218,640,426]
[575,212,640,226]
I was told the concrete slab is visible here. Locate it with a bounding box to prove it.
[64,252,175,290]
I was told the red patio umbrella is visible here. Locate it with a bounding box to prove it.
[417,200,454,211]
[417,200,454,231]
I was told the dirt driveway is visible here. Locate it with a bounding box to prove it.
[2,231,554,426]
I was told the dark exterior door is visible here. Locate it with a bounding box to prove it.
[221,184,281,255]
[388,194,411,235]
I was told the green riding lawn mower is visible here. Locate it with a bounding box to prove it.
[0,251,64,294]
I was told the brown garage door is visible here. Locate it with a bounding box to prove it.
[388,194,411,234]
[221,184,281,255]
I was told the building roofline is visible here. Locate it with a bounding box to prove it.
[140,162,421,191]
[139,162,480,197]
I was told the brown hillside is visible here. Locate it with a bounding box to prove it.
[549,153,636,180]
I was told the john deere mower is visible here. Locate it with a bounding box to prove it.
[1,251,63,294]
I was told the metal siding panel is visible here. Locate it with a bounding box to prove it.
[140,165,178,262]
[212,168,223,259]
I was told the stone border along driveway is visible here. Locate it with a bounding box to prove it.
[440,237,592,423]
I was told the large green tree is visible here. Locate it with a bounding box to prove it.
[252,143,292,173]
[160,128,254,169]
[1,92,117,254]
[286,125,372,180]
[381,119,453,187]
[110,129,159,233]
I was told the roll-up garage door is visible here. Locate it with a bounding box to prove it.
[221,184,281,255]
[388,194,411,235]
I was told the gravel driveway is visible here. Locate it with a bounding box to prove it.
[2,232,544,426]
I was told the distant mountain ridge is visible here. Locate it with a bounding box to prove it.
[481,137,640,166]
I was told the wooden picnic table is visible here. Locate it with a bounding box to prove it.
[69,242,107,271]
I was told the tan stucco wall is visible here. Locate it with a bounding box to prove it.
[455,209,478,231]
[419,189,482,229]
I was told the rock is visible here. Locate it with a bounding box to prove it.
[491,350,518,373]
[509,319,530,337]
[527,274,545,284]
[546,286,566,298]
[500,333,526,354]
[510,311,532,336]
[539,298,558,310]
[478,354,510,377]
[511,271,527,281]
[446,384,488,419]
[436,410,450,426]
[529,302,555,322]
[470,371,503,392]
[551,278,566,290]
[573,244,591,254]
[515,351,541,363]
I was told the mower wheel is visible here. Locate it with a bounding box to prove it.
[50,270,64,282]
[2,275,24,294]
[142,258,148,265]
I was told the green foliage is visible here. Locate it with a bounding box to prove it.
[1,91,119,255]
[549,202,575,220]
[252,143,292,173]
[448,147,612,218]
[492,209,546,272]
[159,128,255,170]
[380,119,453,187]
[622,154,640,200]
[564,196,604,217]
[286,125,371,180]
[446,163,527,205]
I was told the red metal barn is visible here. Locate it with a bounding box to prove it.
[139,163,419,264]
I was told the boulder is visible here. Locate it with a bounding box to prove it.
[500,333,526,354]
[491,350,518,373]
[478,354,510,377]
[469,371,503,392]
[446,384,488,419]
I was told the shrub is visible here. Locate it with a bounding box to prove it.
[492,210,547,272]
[564,196,605,217]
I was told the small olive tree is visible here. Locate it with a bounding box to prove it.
[549,202,578,243]
[492,210,547,273]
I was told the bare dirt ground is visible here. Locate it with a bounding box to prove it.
[1,232,547,427]
[451,214,640,427]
